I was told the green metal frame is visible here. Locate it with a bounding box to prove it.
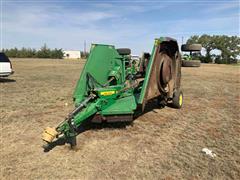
[43,37,180,147]
[57,44,139,139]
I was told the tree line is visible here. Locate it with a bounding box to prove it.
[2,44,64,59]
[186,35,240,64]
[2,35,239,63]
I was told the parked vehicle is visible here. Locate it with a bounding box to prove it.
[0,52,14,77]
[181,44,202,67]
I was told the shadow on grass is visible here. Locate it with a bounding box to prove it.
[43,120,133,152]
[43,98,171,152]
[0,78,16,83]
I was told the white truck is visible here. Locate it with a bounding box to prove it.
[0,53,14,77]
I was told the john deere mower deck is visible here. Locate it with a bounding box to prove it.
[42,37,183,150]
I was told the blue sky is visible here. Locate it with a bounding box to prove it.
[1,0,239,54]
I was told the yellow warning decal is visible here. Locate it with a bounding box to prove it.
[100,91,116,96]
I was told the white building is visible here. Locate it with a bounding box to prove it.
[63,50,81,59]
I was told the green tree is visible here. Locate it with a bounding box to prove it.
[187,35,240,64]
[187,34,214,63]
[5,47,19,58]
[213,35,240,64]
[37,44,51,58]
[3,44,63,59]
[50,48,64,59]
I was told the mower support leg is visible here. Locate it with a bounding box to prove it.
[68,136,77,149]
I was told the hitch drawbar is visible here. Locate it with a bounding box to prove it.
[42,93,96,144]
[42,127,58,143]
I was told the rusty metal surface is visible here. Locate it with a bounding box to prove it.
[91,114,133,123]
[142,42,181,110]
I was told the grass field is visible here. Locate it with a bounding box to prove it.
[1,59,240,179]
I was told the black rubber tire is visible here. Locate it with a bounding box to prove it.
[181,44,202,51]
[172,90,183,109]
[182,60,201,67]
[157,53,172,93]
[117,48,131,55]
[157,96,167,109]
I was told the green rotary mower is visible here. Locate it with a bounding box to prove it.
[42,37,183,151]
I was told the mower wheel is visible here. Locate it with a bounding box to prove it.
[157,96,167,109]
[182,60,201,67]
[181,44,202,51]
[117,48,131,55]
[172,90,183,109]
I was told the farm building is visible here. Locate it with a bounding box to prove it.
[63,50,81,59]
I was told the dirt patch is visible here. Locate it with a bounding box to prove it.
[1,59,240,179]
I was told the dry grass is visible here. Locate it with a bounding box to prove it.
[1,59,240,179]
